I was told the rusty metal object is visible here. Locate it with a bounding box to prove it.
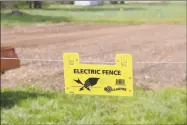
[1,46,20,74]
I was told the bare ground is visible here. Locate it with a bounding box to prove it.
[1,23,186,90]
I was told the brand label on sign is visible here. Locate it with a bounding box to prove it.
[63,53,133,96]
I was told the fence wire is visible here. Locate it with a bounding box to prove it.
[1,57,186,64]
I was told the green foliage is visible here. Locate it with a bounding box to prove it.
[1,1,50,10]
[1,12,72,27]
[1,86,186,124]
[1,1,28,9]
[1,2,186,27]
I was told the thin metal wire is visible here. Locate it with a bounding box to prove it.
[1,57,186,64]
[1,57,63,62]
[136,61,187,64]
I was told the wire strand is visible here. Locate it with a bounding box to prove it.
[136,61,187,64]
[1,57,186,64]
[1,57,62,62]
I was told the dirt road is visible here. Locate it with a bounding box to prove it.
[1,23,186,90]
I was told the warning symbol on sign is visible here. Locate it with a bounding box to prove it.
[74,77,99,91]
[63,53,133,96]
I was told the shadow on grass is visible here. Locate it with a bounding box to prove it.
[43,7,146,12]
[1,90,55,109]
[1,12,72,23]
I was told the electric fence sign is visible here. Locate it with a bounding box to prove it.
[63,53,133,96]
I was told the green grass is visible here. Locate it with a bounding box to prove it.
[1,2,186,27]
[1,12,72,27]
[1,85,186,124]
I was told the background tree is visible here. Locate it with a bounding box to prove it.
[34,1,42,9]
[27,1,42,9]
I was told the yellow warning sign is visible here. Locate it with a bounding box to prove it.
[63,53,133,96]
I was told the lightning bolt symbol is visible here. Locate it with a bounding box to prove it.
[74,79,84,85]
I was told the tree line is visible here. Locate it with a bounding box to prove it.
[1,1,127,9]
[1,1,43,9]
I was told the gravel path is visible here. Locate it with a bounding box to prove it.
[1,23,186,90]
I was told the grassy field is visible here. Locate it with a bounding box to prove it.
[1,2,186,27]
[1,85,186,124]
[1,2,186,124]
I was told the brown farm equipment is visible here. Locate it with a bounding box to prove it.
[1,46,20,74]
